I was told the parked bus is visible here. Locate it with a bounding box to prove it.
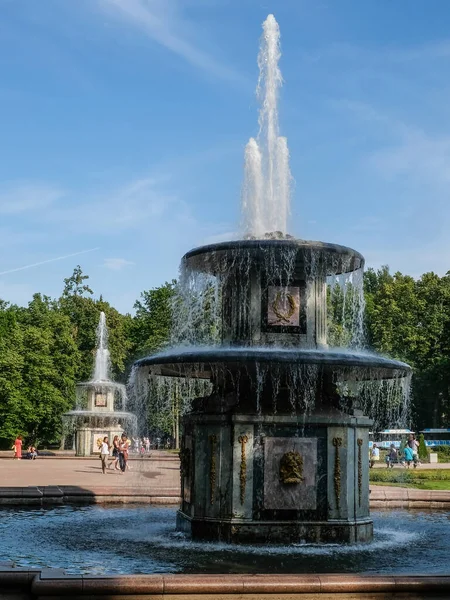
[369,429,414,449]
[420,429,450,447]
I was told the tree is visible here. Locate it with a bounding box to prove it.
[16,294,80,445]
[418,433,429,461]
[0,304,25,448]
[132,281,176,356]
[62,265,93,298]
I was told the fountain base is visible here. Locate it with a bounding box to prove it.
[177,513,373,544]
[178,410,373,544]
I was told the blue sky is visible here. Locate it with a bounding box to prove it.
[2,0,450,313]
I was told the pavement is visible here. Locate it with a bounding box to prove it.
[2,451,450,508]
[0,452,180,492]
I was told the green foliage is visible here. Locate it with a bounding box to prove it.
[370,469,450,483]
[431,445,450,462]
[364,266,450,428]
[418,433,429,460]
[131,281,176,356]
[4,259,450,448]
[399,437,407,454]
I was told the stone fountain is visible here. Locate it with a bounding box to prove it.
[62,312,136,456]
[133,15,410,544]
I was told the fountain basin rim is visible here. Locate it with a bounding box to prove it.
[62,410,136,419]
[76,380,126,388]
[135,347,411,376]
[183,238,364,275]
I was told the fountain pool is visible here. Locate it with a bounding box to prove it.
[1,505,449,575]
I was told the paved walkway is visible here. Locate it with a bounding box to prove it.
[2,453,450,508]
[0,454,180,491]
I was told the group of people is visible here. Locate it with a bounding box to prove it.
[370,434,421,469]
[99,434,130,474]
[129,436,170,453]
[130,437,151,454]
[12,436,38,460]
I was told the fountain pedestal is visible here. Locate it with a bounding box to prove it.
[62,312,137,456]
[65,382,134,456]
[177,406,372,544]
[136,239,410,544]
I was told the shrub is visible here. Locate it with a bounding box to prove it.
[418,433,429,461]
[370,469,450,483]
[431,445,450,463]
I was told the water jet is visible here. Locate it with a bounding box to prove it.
[62,312,137,456]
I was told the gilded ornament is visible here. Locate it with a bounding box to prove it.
[271,291,297,324]
[332,437,343,509]
[279,450,304,484]
[209,434,218,505]
[238,434,249,504]
[357,438,363,507]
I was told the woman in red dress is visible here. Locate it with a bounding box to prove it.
[13,435,23,460]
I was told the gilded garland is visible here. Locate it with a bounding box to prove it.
[209,434,218,505]
[271,291,297,324]
[280,451,304,484]
[333,437,343,509]
[357,438,363,507]
[238,435,249,505]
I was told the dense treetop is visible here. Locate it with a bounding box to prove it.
[0,265,449,447]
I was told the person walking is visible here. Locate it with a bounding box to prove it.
[108,435,120,471]
[408,434,420,465]
[118,434,130,473]
[100,436,110,475]
[12,435,23,460]
[369,443,380,468]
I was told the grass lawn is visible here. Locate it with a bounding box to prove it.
[370,468,450,490]
[370,480,450,490]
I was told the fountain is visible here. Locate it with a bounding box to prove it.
[62,312,137,456]
[133,15,410,544]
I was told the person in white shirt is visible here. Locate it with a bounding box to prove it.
[370,444,380,468]
[100,436,110,475]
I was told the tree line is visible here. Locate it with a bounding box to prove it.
[0,264,449,448]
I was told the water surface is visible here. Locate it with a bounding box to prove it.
[2,506,448,575]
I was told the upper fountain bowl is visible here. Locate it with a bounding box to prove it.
[183,237,364,276]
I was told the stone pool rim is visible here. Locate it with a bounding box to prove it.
[1,486,450,508]
[2,568,450,598]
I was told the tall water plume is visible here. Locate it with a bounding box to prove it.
[93,311,111,382]
[242,14,292,238]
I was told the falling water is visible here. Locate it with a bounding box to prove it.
[93,311,111,382]
[242,14,292,238]
[131,14,411,435]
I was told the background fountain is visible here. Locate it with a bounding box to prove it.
[62,312,137,456]
[133,14,410,543]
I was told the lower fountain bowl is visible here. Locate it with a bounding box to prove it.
[177,511,374,544]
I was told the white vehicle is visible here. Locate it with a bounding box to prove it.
[369,429,414,449]
[420,429,450,447]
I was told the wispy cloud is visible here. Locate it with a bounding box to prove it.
[97,0,244,83]
[0,248,100,277]
[337,100,450,188]
[302,39,450,67]
[0,183,64,214]
[103,257,134,270]
[47,176,181,233]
